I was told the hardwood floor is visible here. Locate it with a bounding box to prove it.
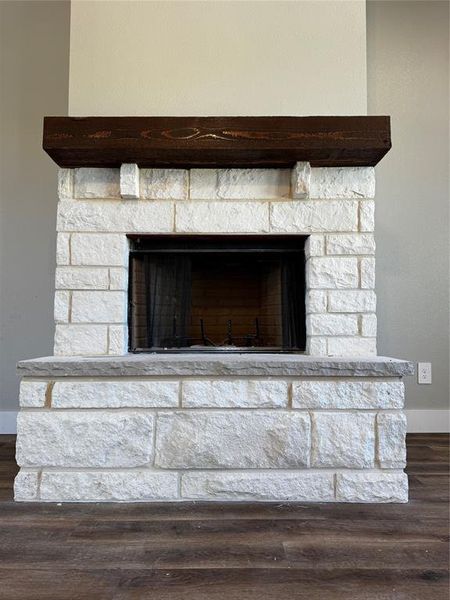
[0,434,448,599]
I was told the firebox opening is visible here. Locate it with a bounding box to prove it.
[128,235,306,353]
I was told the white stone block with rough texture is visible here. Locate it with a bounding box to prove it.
[14,470,39,501]
[361,314,377,337]
[56,267,110,290]
[305,290,327,314]
[377,412,407,468]
[311,412,375,468]
[57,200,174,233]
[176,201,269,233]
[359,201,375,232]
[120,164,139,199]
[305,235,325,257]
[306,337,328,356]
[74,168,120,199]
[71,233,128,266]
[140,169,188,200]
[58,169,73,199]
[190,168,290,200]
[182,379,288,408]
[155,411,310,469]
[52,380,179,408]
[326,234,375,255]
[189,169,218,199]
[182,471,334,501]
[291,162,311,199]
[16,411,154,468]
[54,324,108,355]
[54,290,70,323]
[56,233,70,265]
[360,257,375,289]
[293,380,404,410]
[307,314,358,336]
[336,472,408,503]
[108,325,127,355]
[327,336,377,357]
[40,471,179,502]
[328,290,376,313]
[109,267,128,290]
[307,257,359,289]
[71,291,127,324]
[270,201,358,233]
[19,380,48,407]
[310,167,375,198]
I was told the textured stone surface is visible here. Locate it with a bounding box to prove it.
[52,380,179,408]
[361,314,377,337]
[120,164,140,199]
[291,162,311,199]
[109,267,128,290]
[359,201,375,232]
[14,470,39,501]
[19,380,48,408]
[40,471,178,502]
[360,257,376,289]
[71,291,127,324]
[58,169,73,199]
[54,324,108,356]
[57,200,174,233]
[74,168,120,199]
[182,379,289,408]
[377,412,407,468]
[108,325,127,355]
[182,471,334,501]
[71,233,128,266]
[307,257,359,289]
[155,411,310,469]
[56,233,70,265]
[311,412,375,468]
[327,336,377,357]
[140,169,188,200]
[326,234,375,255]
[310,167,375,198]
[305,290,327,314]
[270,201,358,233]
[336,472,408,503]
[55,267,110,290]
[189,168,290,200]
[305,235,325,257]
[54,290,70,323]
[16,411,154,467]
[18,355,415,378]
[328,290,376,313]
[293,380,405,409]
[307,314,358,336]
[306,337,328,356]
[176,201,269,233]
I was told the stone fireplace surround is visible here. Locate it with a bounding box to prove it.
[14,117,413,503]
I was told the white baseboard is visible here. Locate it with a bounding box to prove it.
[1,409,449,434]
[0,411,18,434]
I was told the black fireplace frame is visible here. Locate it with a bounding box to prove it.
[127,235,307,354]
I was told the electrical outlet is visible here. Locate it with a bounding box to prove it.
[417,362,432,384]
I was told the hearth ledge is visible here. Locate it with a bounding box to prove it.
[17,354,414,378]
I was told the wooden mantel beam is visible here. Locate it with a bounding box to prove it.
[43,116,391,169]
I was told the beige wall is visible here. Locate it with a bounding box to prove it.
[0,1,70,412]
[367,0,449,409]
[69,0,367,116]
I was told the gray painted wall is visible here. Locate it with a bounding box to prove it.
[0,1,70,411]
[367,0,449,410]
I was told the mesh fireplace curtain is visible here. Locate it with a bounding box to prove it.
[145,255,192,348]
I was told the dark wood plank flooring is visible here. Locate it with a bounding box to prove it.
[0,434,448,599]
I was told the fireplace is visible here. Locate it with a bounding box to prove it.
[128,235,306,352]
[13,116,413,504]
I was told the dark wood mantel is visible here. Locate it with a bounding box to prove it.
[43,116,391,169]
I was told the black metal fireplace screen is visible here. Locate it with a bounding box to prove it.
[128,235,306,353]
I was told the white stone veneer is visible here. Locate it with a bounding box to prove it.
[53,163,377,357]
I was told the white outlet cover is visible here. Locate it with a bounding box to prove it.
[418,362,432,384]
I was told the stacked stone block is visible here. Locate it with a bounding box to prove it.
[15,373,408,503]
[54,163,377,357]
